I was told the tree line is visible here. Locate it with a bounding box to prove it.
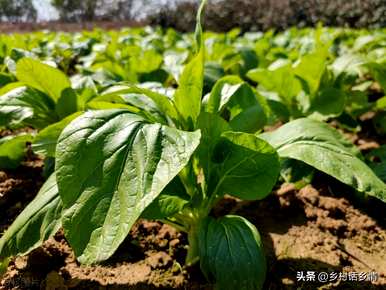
[0,0,138,22]
[1,0,385,31]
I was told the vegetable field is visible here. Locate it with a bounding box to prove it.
[0,2,386,289]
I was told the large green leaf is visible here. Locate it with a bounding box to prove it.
[16,58,71,102]
[260,118,386,202]
[0,134,33,169]
[0,174,62,259]
[32,112,82,157]
[0,86,56,129]
[212,132,279,200]
[55,109,201,264]
[199,215,266,290]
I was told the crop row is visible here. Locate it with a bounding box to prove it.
[0,2,385,289]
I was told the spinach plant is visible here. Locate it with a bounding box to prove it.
[0,56,97,168]
[1,2,386,289]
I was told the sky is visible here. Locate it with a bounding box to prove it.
[33,0,59,21]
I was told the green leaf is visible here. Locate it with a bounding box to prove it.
[0,174,62,259]
[10,48,35,62]
[56,88,79,119]
[16,58,71,102]
[330,54,365,79]
[294,51,327,95]
[199,215,266,290]
[131,50,163,74]
[247,65,301,104]
[367,62,386,92]
[194,0,207,53]
[237,48,259,77]
[308,87,346,120]
[139,69,169,84]
[32,112,83,157]
[86,101,140,111]
[142,193,189,220]
[0,86,57,129]
[0,134,33,169]
[346,91,371,118]
[280,158,314,188]
[197,113,231,189]
[260,118,386,203]
[366,145,386,182]
[173,0,206,129]
[204,78,267,132]
[229,104,266,133]
[174,50,204,129]
[0,82,25,95]
[203,75,243,114]
[223,84,265,118]
[142,178,190,220]
[0,73,13,87]
[55,109,201,264]
[266,99,290,123]
[100,84,178,123]
[376,96,386,110]
[213,132,279,200]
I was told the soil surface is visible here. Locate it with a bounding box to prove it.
[1,124,386,289]
[0,21,144,34]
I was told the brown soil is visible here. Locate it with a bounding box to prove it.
[1,172,386,289]
[1,223,208,290]
[1,127,386,290]
[0,21,145,34]
[0,149,43,235]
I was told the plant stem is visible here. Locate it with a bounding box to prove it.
[185,223,200,266]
